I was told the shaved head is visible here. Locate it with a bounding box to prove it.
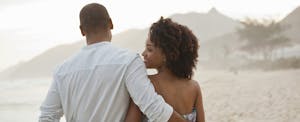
[80,3,111,34]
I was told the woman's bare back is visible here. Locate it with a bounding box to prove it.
[149,75,198,115]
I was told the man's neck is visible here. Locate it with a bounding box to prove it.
[87,39,110,45]
[86,32,111,45]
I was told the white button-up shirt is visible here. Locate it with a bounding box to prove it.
[39,41,173,122]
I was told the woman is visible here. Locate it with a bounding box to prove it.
[126,17,205,122]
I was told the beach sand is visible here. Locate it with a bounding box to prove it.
[195,69,300,122]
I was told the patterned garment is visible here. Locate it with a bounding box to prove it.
[142,108,197,122]
[182,108,197,122]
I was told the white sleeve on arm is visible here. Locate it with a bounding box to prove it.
[39,76,64,122]
[125,56,173,122]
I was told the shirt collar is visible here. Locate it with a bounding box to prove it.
[82,41,111,50]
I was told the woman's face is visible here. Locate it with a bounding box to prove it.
[142,36,165,69]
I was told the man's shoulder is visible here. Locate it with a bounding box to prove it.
[52,56,73,76]
[109,44,139,62]
[110,44,135,54]
[52,50,82,75]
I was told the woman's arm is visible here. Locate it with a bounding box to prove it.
[125,98,143,122]
[194,82,205,122]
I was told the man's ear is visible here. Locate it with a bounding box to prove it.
[109,18,113,30]
[79,25,86,36]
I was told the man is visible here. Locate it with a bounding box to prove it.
[39,3,186,122]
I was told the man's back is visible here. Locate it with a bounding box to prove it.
[45,42,136,121]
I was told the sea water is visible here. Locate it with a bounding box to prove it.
[0,79,66,122]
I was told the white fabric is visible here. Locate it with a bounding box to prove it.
[39,41,173,122]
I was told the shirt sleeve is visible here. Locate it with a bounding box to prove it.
[124,56,173,122]
[39,74,64,122]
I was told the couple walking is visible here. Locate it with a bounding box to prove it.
[39,3,205,122]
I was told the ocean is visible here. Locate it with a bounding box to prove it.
[0,79,67,122]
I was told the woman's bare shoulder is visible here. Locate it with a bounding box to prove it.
[189,80,202,92]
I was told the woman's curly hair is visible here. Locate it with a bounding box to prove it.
[149,17,199,79]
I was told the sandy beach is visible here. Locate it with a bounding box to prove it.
[196,69,300,122]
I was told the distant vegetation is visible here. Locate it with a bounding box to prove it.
[235,18,299,70]
[237,18,291,60]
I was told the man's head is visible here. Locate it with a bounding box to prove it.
[79,3,113,36]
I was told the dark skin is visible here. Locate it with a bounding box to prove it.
[80,3,187,122]
[125,37,205,122]
[80,22,113,45]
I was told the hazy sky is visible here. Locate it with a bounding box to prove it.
[0,0,300,71]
